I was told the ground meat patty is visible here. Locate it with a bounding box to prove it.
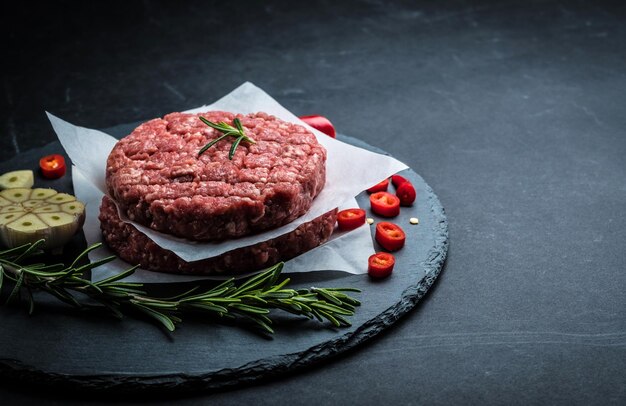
[105,111,326,241]
[99,196,336,275]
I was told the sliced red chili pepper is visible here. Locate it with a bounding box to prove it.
[391,174,408,187]
[396,181,416,206]
[298,115,336,138]
[39,154,67,179]
[366,178,389,193]
[369,191,400,217]
[375,222,406,251]
[337,208,366,231]
[368,252,395,278]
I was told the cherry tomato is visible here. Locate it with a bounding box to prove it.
[375,222,406,251]
[391,174,408,187]
[396,181,416,206]
[367,178,389,193]
[368,252,395,278]
[298,115,336,138]
[39,154,67,179]
[337,208,366,231]
[369,191,400,217]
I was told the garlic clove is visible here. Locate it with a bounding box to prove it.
[0,212,26,226]
[0,188,31,203]
[60,201,85,216]
[45,193,76,204]
[30,188,58,200]
[32,204,61,213]
[0,170,34,190]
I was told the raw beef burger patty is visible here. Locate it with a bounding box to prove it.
[99,196,337,275]
[105,111,327,241]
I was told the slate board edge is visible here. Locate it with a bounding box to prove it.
[0,138,449,395]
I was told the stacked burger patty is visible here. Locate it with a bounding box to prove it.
[99,111,335,275]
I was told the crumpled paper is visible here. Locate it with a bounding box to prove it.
[49,82,408,282]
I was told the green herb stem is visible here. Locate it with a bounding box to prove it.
[198,116,255,159]
[0,240,360,334]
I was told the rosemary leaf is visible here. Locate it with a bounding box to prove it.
[69,242,103,269]
[134,300,178,310]
[6,271,24,305]
[322,287,363,293]
[187,303,228,314]
[237,312,275,335]
[94,265,138,286]
[233,117,245,133]
[159,286,200,302]
[103,281,144,289]
[248,316,275,335]
[312,287,343,306]
[327,292,362,306]
[178,287,233,302]
[238,294,268,305]
[233,263,281,296]
[98,290,133,299]
[13,239,45,262]
[310,302,354,316]
[20,267,68,278]
[133,303,176,332]
[267,278,291,293]
[42,286,82,308]
[70,277,104,294]
[168,314,183,324]
[288,300,311,313]
[0,244,29,258]
[230,303,271,315]
[198,133,229,156]
[199,297,241,304]
[316,308,341,327]
[25,287,34,315]
[309,308,324,323]
[262,291,296,300]
[72,256,117,275]
[229,136,244,159]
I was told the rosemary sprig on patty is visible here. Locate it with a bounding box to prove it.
[198,116,256,159]
[0,240,360,334]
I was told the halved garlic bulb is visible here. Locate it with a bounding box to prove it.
[0,188,85,249]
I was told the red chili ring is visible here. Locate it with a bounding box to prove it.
[370,191,400,217]
[299,115,336,138]
[337,208,366,231]
[367,178,389,193]
[375,221,406,251]
[368,252,395,278]
[39,154,67,179]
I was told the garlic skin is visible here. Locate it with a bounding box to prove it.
[0,188,85,249]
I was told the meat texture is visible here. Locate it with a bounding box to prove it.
[99,196,336,275]
[105,111,327,241]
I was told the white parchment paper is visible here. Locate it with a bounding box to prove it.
[73,166,375,282]
[50,82,408,282]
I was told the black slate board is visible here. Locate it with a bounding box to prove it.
[0,133,448,395]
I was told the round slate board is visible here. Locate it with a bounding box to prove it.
[0,133,448,395]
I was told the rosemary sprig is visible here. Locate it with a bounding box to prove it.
[0,240,360,334]
[198,116,256,159]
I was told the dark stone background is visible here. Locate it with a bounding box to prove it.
[1,0,625,404]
